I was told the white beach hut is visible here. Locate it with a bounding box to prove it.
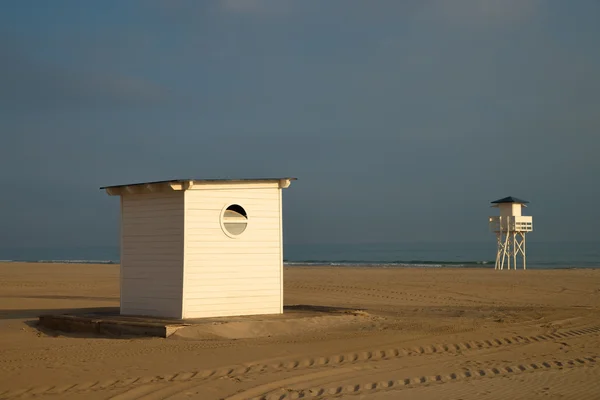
[101,178,296,319]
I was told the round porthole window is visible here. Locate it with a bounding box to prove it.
[221,204,248,237]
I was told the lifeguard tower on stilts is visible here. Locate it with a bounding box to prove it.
[489,197,533,270]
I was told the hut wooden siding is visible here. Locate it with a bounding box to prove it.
[120,192,184,318]
[183,183,282,318]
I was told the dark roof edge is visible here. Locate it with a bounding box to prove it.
[491,196,529,204]
[100,177,297,190]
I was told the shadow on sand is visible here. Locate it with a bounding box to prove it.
[3,304,366,339]
[0,307,118,320]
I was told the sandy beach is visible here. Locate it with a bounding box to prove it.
[1,263,599,399]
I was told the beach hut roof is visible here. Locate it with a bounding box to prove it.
[100,177,297,190]
[491,196,529,204]
[100,177,297,195]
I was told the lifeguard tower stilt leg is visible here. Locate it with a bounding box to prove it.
[495,232,503,270]
[522,233,526,270]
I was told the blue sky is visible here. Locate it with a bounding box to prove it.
[1,0,599,247]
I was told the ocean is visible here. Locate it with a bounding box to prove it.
[0,241,598,269]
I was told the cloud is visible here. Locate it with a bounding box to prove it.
[218,0,292,15]
[212,0,539,24]
[419,0,541,26]
[0,35,171,111]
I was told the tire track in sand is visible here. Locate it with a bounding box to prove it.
[230,356,599,400]
[1,325,599,399]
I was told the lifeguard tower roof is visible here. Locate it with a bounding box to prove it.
[491,196,529,204]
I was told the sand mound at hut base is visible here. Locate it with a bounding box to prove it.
[171,313,371,340]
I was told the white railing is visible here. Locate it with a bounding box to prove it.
[489,216,533,232]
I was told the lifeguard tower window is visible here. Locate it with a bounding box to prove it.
[222,204,248,236]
